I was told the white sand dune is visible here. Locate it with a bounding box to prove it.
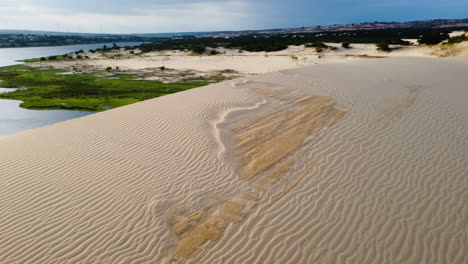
[40,44,434,75]
[0,57,467,263]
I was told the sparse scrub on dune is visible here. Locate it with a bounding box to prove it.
[305,42,338,52]
[418,31,449,45]
[290,55,298,60]
[342,42,351,48]
[305,42,328,49]
[209,50,219,55]
[376,42,391,52]
[446,33,468,44]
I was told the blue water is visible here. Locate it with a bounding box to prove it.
[0,42,144,67]
[0,42,143,138]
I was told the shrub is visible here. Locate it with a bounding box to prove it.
[290,55,298,60]
[106,67,112,72]
[419,31,449,45]
[160,66,166,71]
[40,57,46,61]
[446,34,468,44]
[306,42,328,48]
[376,42,391,52]
[315,47,323,53]
[209,50,219,55]
[191,45,206,54]
[342,42,351,48]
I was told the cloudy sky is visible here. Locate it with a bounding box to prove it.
[0,0,467,33]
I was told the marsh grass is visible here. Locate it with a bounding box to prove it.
[0,65,212,111]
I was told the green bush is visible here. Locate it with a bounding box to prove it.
[418,31,449,45]
[191,45,206,54]
[446,34,468,44]
[376,42,391,52]
[342,42,351,48]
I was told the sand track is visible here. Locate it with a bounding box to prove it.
[0,57,467,263]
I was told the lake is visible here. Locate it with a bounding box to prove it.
[0,42,144,67]
[0,42,143,138]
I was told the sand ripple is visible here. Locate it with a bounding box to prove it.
[0,57,467,263]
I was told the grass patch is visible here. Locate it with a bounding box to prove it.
[21,55,69,63]
[0,65,212,111]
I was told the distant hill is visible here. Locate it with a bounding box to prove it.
[1,18,467,39]
[0,30,113,37]
[0,30,214,38]
[199,19,468,38]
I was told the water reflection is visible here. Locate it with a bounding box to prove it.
[0,99,93,138]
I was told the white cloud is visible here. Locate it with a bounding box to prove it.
[0,1,255,33]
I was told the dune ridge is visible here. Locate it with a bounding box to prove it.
[0,57,467,263]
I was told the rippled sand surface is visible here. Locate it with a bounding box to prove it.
[0,57,467,263]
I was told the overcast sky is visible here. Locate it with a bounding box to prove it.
[0,0,467,33]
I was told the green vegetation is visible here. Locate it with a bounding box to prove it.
[0,65,212,111]
[376,42,391,52]
[446,33,468,44]
[132,28,467,54]
[22,55,70,63]
[305,42,338,52]
[342,42,351,48]
[418,31,450,45]
[0,34,159,48]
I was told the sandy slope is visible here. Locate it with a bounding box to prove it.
[38,44,433,76]
[0,57,467,263]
